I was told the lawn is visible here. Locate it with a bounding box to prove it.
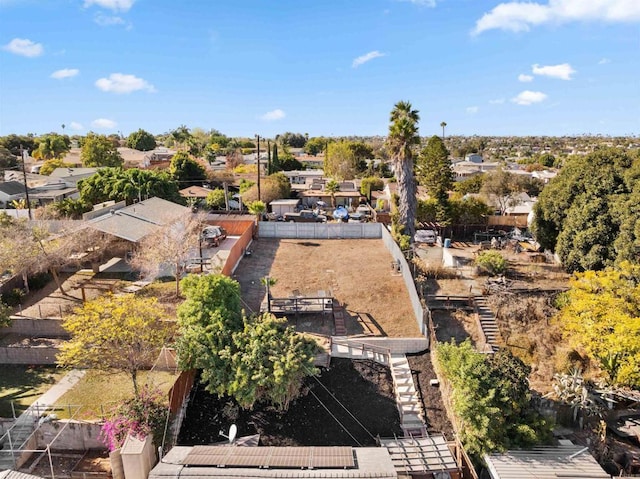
[0,366,68,418]
[53,369,180,420]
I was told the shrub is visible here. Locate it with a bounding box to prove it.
[27,272,52,291]
[476,250,507,276]
[1,288,24,307]
[100,386,169,451]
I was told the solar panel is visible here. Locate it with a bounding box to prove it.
[183,446,355,469]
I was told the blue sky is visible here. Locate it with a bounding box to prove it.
[1,0,638,138]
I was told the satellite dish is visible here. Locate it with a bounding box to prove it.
[229,424,237,444]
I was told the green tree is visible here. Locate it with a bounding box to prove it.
[176,274,318,410]
[81,133,124,167]
[78,168,182,205]
[304,137,327,156]
[57,294,172,395]
[436,340,549,456]
[360,177,384,197]
[169,151,207,186]
[475,250,507,276]
[416,135,453,203]
[205,189,226,209]
[453,174,485,196]
[278,132,307,148]
[0,134,37,156]
[480,167,522,216]
[126,129,157,151]
[32,134,70,161]
[171,125,192,150]
[555,263,640,388]
[230,313,318,410]
[387,101,420,240]
[241,172,291,205]
[532,148,635,272]
[325,179,339,207]
[47,198,91,219]
[323,141,370,179]
[0,147,17,169]
[271,142,281,173]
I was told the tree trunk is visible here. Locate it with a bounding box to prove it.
[131,370,139,397]
[51,268,66,296]
[175,262,181,298]
[22,272,30,294]
[396,151,417,240]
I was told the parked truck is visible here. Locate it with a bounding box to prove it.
[283,210,327,223]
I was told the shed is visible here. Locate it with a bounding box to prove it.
[484,445,610,479]
[270,199,300,216]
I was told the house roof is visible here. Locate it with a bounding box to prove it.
[0,471,45,479]
[179,186,214,198]
[484,445,610,479]
[49,167,99,178]
[0,181,26,196]
[149,446,397,479]
[89,197,190,243]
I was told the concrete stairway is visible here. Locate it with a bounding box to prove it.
[0,413,37,470]
[390,354,426,437]
[474,296,500,353]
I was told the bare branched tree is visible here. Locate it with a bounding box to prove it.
[130,212,206,297]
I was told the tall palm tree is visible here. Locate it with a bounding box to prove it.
[388,101,420,240]
[440,121,447,141]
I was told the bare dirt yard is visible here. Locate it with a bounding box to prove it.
[178,358,402,447]
[233,239,421,337]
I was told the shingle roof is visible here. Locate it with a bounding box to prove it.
[0,181,26,196]
[89,197,190,243]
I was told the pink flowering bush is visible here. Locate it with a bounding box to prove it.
[100,386,169,451]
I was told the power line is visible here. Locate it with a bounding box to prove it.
[308,388,362,447]
[309,373,377,441]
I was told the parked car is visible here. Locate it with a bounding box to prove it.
[348,212,365,223]
[283,210,327,223]
[202,226,227,246]
[414,229,437,245]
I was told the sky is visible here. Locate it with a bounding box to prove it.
[0,0,639,138]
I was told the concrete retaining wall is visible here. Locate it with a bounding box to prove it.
[258,222,382,239]
[36,421,105,451]
[380,227,428,339]
[5,318,67,337]
[0,346,59,364]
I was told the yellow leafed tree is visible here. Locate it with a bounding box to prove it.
[555,262,640,388]
[57,294,173,395]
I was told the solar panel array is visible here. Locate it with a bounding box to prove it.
[183,446,355,469]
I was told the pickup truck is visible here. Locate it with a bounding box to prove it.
[283,210,327,223]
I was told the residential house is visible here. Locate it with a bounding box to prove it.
[49,167,99,187]
[282,170,325,191]
[142,148,176,168]
[298,181,362,210]
[0,181,27,207]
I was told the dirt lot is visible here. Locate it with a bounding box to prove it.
[178,358,402,446]
[20,450,110,478]
[233,239,421,337]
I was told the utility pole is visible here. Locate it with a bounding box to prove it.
[19,145,33,220]
[256,134,261,202]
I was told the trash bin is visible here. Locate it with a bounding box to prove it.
[444,238,452,248]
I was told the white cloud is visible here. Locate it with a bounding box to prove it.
[598,57,611,64]
[51,68,79,79]
[94,13,126,26]
[466,106,479,114]
[95,73,156,93]
[84,0,134,12]
[489,98,506,104]
[91,118,117,129]
[396,0,437,7]
[532,63,575,80]
[2,38,43,57]
[512,90,548,105]
[260,109,286,121]
[518,73,534,82]
[473,0,640,35]
[69,122,84,131]
[352,50,385,68]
